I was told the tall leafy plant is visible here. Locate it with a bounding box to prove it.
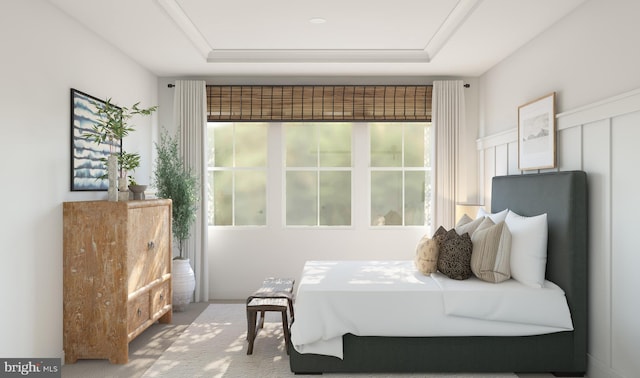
[153,130,198,259]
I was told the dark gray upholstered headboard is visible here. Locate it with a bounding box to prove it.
[491,171,587,369]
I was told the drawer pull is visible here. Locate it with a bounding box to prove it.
[147,241,155,250]
[159,293,164,301]
[137,308,142,317]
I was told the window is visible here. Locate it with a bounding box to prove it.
[370,123,431,226]
[207,122,267,226]
[207,121,431,228]
[284,123,352,226]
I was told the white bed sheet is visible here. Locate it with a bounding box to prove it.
[290,260,573,359]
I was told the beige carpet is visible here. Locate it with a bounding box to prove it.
[141,303,517,378]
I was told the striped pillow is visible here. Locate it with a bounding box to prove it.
[470,218,512,283]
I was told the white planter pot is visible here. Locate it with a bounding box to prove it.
[172,258,195,312]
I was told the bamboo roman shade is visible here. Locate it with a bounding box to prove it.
[206,85,432,122]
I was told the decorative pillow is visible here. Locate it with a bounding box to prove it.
[470,218,512,283]
[505,210,548,288]
[476,207,509,224]
[432,226,448,247]
[455,215,484,237]
[414,235,439,275]
[436,228,473,280]
[456,214,473,226]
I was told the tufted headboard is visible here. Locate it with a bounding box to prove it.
[491,170,588,370]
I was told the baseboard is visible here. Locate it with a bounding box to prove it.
[588,354,625,378]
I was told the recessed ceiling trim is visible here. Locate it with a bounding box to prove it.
[158,0,480,64]
[424,0,482,60]
[207,49,431,63]
[155,0,212,58]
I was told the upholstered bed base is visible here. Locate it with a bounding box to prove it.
[289,171,588,376]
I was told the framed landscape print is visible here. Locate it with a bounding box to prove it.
[518,92,556,171]
[70,88,121,191]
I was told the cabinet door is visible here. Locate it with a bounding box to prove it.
[127,293,150,335]
[127,204,171,292]
[151,280,171,316]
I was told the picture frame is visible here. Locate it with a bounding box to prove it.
[70,88,121,191]
[518,92,556,171]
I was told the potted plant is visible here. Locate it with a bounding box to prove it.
[119,151,148,199]
[153,129,199,311]
[84,98,157,201]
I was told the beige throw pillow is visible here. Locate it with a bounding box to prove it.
[470,218,512,283]
[415,235,439,275]
[455,215,484,237]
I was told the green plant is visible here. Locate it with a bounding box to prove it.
[84,98,157,181]
[153,129,198,259]
[85,98,157,146]
[118,151,141,185]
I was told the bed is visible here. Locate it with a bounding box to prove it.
[289,171,587,376]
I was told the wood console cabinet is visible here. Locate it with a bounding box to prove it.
[63,199,173,364]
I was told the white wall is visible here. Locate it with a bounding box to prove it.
[0,0,158,360]
[157,77,480,300]
[479,0,640,138]
[477,1,640,377]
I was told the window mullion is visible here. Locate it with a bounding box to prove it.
[231,125,236,226]
[401,125,406,226]
[316,126,321,226]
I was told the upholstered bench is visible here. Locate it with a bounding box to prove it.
[246,277,295,355]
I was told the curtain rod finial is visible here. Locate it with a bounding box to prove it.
[463,83,470,88]
[168,84,175,88]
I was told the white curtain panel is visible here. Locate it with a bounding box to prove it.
[173,80,209,302]
[432,80,466,229]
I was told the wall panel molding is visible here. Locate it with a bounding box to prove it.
[478,86,640,378]
[557,87,640,130]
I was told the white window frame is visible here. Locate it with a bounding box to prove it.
[282,123,354,228]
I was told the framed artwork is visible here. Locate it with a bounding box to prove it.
[70,88,121,191]
[518,92,556,171]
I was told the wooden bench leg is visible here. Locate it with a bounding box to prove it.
[288,298,295,323]
[281,309,290,355]
[246,308,257,355]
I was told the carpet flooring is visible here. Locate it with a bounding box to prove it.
[141,303,519,378]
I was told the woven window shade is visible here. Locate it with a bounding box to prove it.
[206,85,432,122]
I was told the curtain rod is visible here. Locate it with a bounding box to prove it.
[168,83,470,88]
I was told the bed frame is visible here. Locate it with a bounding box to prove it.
[289,171,587,376]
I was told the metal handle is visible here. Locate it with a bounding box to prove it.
[137,308,142,317]
[147,241,155,250]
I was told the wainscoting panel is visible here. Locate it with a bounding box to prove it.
[582,118,612,371]
[611,111,640,377]
[507,141,519,176]
[495,144,509,178]
[557,125,582,171]
[477,88,640,378]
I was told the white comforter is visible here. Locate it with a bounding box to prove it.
[290,260,573,359]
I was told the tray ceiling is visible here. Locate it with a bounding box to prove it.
[48,0,586,76]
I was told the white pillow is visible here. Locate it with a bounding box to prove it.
[504,210,548,288]
[476,207,509,224]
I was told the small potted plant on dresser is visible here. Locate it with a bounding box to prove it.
[153,129,199,311]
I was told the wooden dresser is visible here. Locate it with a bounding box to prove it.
[63,199,173,364]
